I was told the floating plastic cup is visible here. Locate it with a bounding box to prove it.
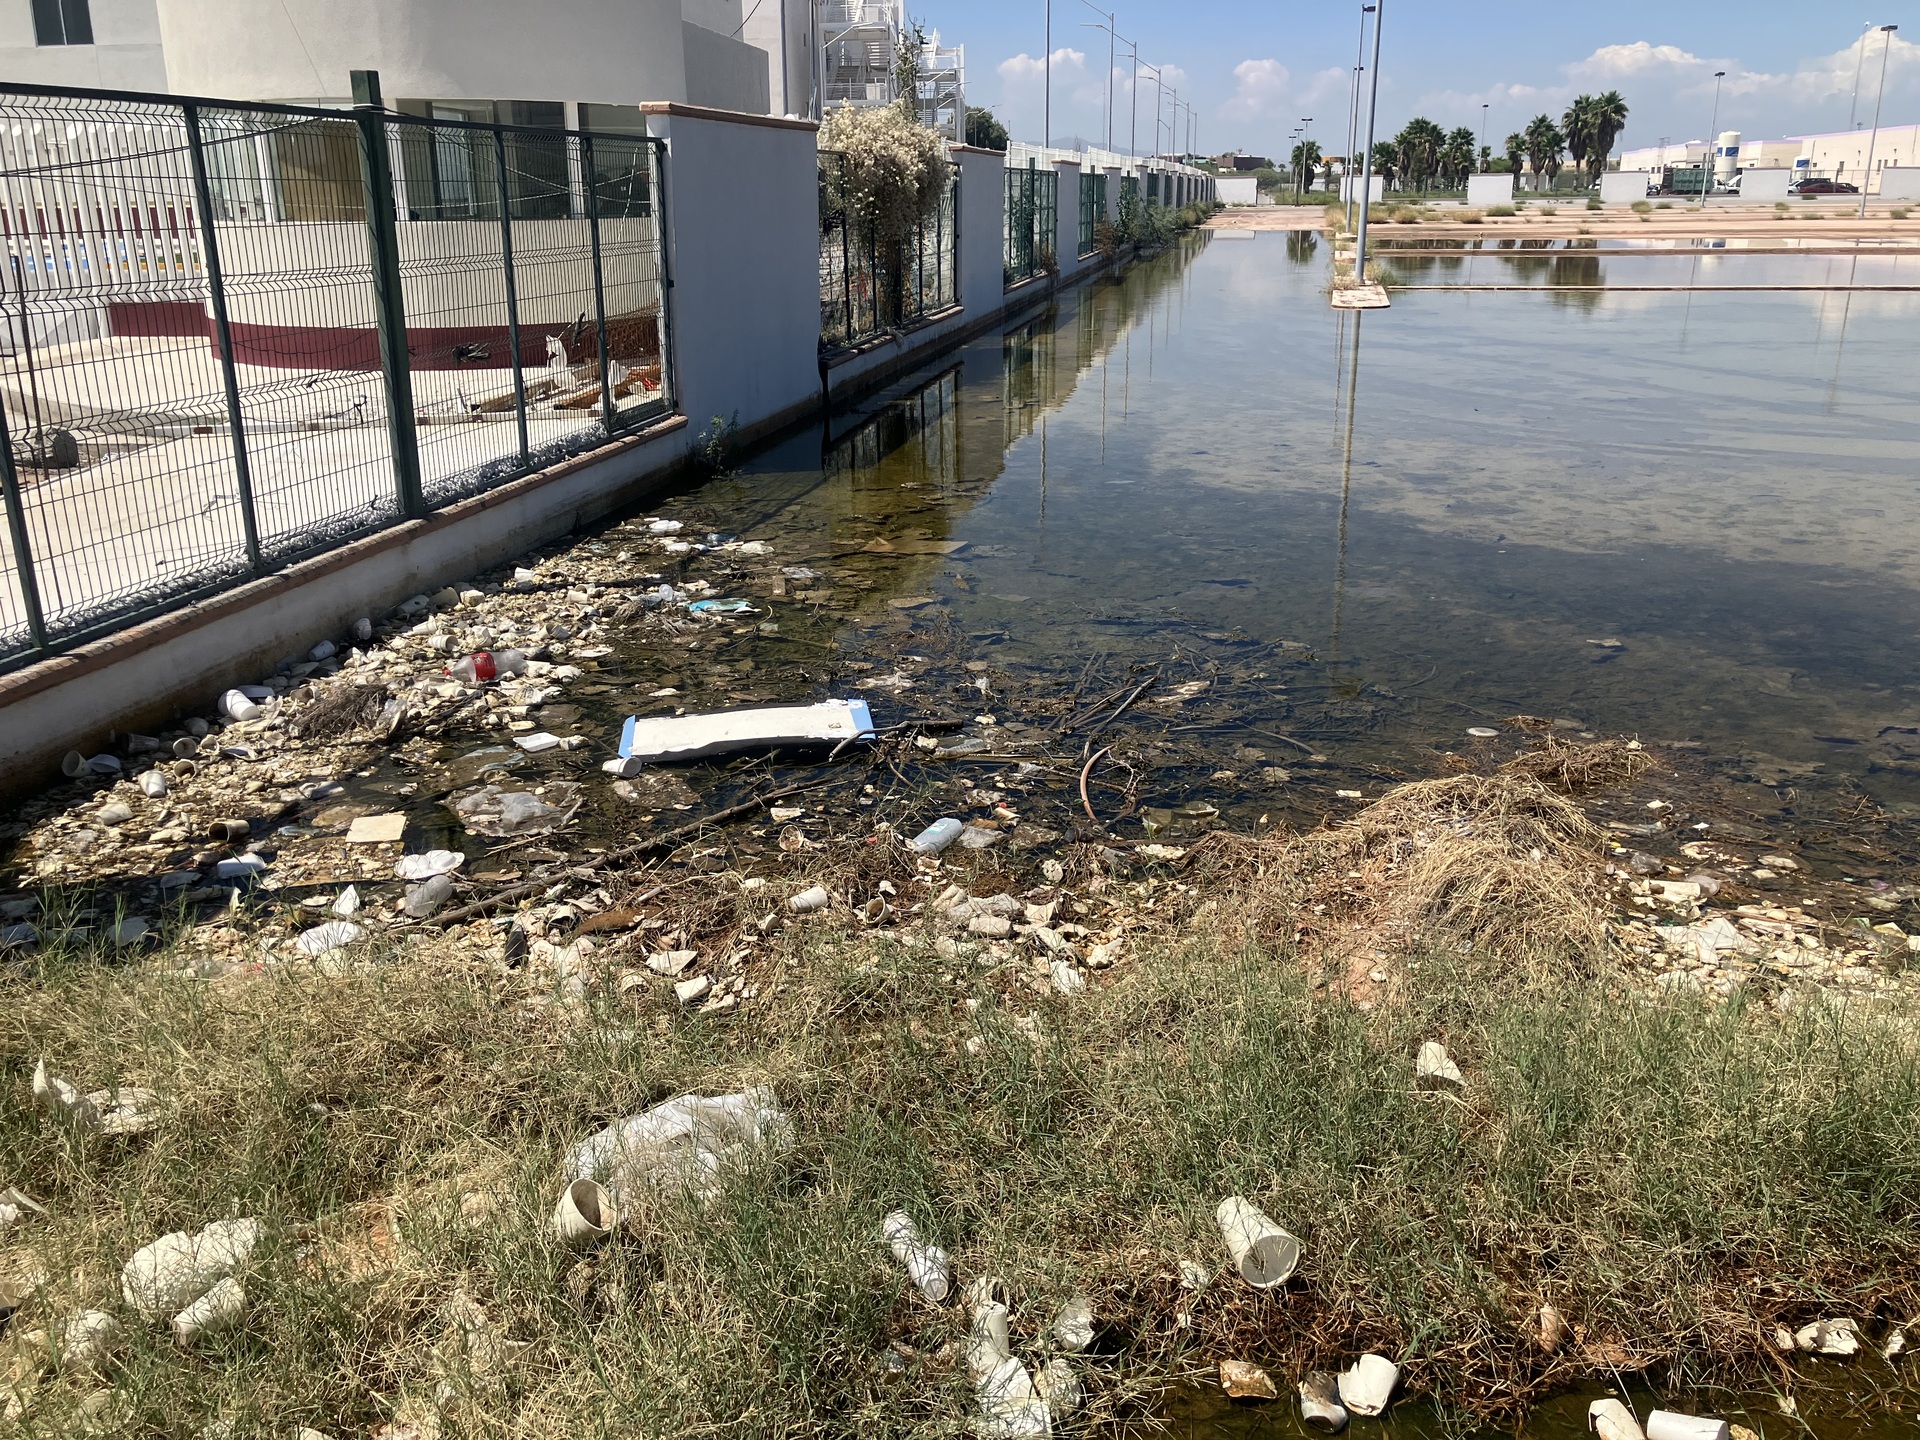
[1589,1399,1646,1440]
[1299,1371,1349,1433]
[1214,1196,1301,1287]
[788,885,830,913]
[1336,1353,1398,1417]
[1646,1413,1728,1440]
[552,1179,617,1250]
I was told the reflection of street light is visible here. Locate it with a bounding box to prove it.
[1699,70,1725,211]
[1859,25,1897,219]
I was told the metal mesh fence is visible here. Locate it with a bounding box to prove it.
[0,86,671,672]
[1003,163,1056,287]
[1079,170,1106,256]
[818,151,958,351]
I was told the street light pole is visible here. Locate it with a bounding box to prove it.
[1078,6,1117,153]
[1128,42,1140,158]
[1699,70,1725,211]
[1480,101,1488,171]
[1849,21,1873,131]
[1344,4,1374,232]
[1352,0,1385,288]
[1044,0,1051,150]
[1859,25,1897,218]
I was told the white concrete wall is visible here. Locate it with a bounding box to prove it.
[0,0,167,89]
[1600,170,1652,204]
[740,0,809,117]
[1879,167,1920,201]
[643,105,818,437]
[954,146,1004,313]
[1053,159,1082,276]
[1216,175,1258,205]
[681,19,770,114]
[155,0,691,106]
[1340,175,1383,203]
[1737,168,1792,203]
[1466,173,1512,207]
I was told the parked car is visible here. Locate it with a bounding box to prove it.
[1789,177,1860,194]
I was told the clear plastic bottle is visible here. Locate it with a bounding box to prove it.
[907,817,964,855]
[447,651,497,683]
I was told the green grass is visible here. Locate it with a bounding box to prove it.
[1586,197,1603,211]
[1485,204,1516,218]
[5,901,1920,1435]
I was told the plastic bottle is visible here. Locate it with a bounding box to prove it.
[908,817,964,855]
[447,651,497,683]
[494,649,528,677]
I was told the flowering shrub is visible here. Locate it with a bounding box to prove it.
[819,102,949,251]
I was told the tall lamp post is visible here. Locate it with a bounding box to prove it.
[1698,70,1725,211]
[1859,25,1898,218]
[1044,0,1051,150]
[1480,101,1488,170]
[1352,0,1385,289]
[1079,3,1118,153]
[1344,4,1374,231]
[1849,21,1874,130]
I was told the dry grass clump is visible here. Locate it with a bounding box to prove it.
[1502,734,1650,792]
[1237,772,1608,969]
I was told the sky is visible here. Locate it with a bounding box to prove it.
[920,1,1920,161]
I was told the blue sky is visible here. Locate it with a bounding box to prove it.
[922,1,1919,159]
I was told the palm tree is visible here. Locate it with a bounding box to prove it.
[1392,118,1445,190]
[1523,114,1565,192]
[1370,140,1400,191]
[1290,140,1323,195]
[1586,90,1629,183]
[1441,127,1477,188]
[1562,95,1597,184]
[1503,132,1525,180]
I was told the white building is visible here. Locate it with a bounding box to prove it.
[0,0,775,116]
[0,0,168,90]
[1783,123,1918,190]
[1617,139,1708,171]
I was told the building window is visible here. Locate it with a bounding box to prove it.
[33,0,93,45]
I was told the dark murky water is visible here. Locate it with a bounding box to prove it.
[583,229,1920,865]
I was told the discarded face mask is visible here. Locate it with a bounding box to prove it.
[563,1089,793,1205]
[616,700,874,765]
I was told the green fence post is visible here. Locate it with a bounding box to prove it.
[579,132,615,435]
[352,70,424,520]
[0,403,48,655]
[492,128,531,468]
[182,103,264,574]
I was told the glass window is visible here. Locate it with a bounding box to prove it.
[32,0,93,45]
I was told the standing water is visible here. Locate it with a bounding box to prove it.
[617,228,1920,865]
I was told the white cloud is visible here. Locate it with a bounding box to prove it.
[998,47,1088,85]
[1412,33,1918,147]
[1220,58,1290,123]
